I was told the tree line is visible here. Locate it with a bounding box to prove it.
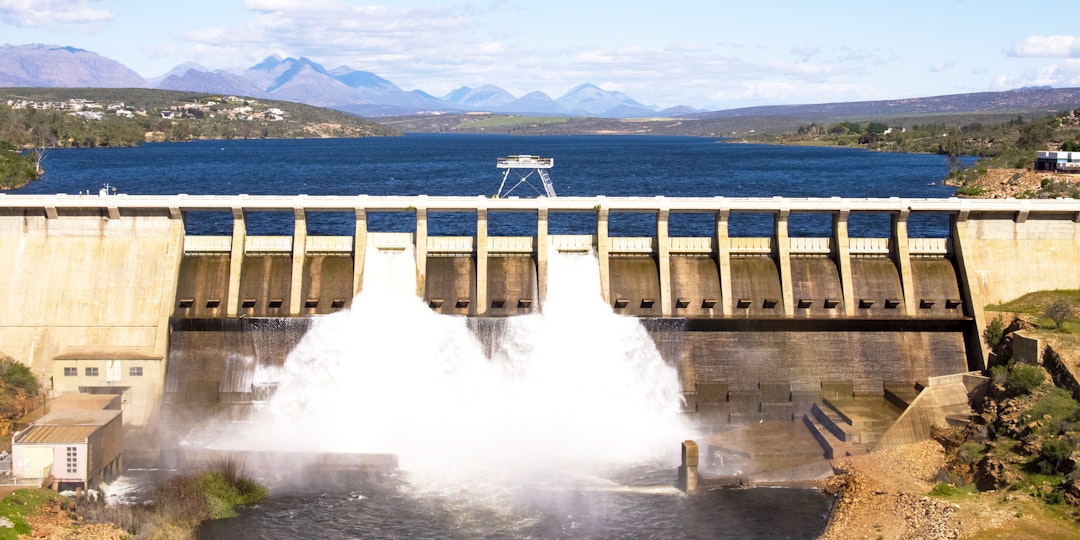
[783,109,1080,174]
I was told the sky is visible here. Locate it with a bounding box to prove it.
[2,0,1080,111]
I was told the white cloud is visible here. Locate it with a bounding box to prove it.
[163,3,927,109]
[1009,35,1080,58]
[791,43,821,60]
[929,61,955,73]
[708,80,878,109]
[992,59,1080,89]
[0,0,112,27]
[184,2,476,75]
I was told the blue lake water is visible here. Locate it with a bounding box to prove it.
[20,134,961,237]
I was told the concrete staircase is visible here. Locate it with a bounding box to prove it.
[804,394,903,459]
[875,373,988,450]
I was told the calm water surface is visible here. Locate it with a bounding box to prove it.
[21,134,960,237]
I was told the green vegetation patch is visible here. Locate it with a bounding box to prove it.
[929,482,976,498]
[0,489,65,539]
[0,143,39,189]
[198,471,270,519]
[987,290,1080,331]
[463,115,571,128]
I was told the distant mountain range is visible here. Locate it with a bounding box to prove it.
[0,44,686,118]
[6,44,1080,124]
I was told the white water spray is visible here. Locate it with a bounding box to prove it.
[231,244,688,477]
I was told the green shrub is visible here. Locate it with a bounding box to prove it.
[990,364,1009,386]
[0,356,39,396]
[1044,299,1074,328]
[198,471,269,519]
[984,315,1006,349]
[1006,363,1046,395]
[958,440,986,464]
[1026,388,1080,430]
[956,185,987,196]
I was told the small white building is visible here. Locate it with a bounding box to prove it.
[12,409,122,491]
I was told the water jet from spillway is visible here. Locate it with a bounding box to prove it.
[211,244,688,480]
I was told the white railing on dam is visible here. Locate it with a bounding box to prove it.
[306,236,353,254]
[184,235,231,253]
[2,193,1078,215]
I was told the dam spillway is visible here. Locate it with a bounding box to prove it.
[1,194,1079,427]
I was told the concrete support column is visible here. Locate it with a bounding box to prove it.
[289,208,307,316]
[716,209,733,316]
[678,440,699,494]
[657,208,672,316]
[154,208,185,357]
[353,208,367,296]
[891,210,916,315]
[833,210,856,314]
[952,211,989,370]
[537,208,549,305]
[774,209,795,317]
[226,207,246,317]
[415,207,428,297]
[597,207,611,305]
[476,209,488,316]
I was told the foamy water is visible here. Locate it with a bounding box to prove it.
[217,245,688,478]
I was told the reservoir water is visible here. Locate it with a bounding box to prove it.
[19,134,961,238]
[26,135,960,538]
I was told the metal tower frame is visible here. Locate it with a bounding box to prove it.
[494,155,556,198]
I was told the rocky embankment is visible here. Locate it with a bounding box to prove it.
[821,440,960,539]
[949,168,1080,199]
[820,439,1080,539]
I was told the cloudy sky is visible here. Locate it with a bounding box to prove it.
[2,0,1079,110]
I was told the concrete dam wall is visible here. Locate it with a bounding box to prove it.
[0,195,1078,426]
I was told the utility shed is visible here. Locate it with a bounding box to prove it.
[12,409,122,491]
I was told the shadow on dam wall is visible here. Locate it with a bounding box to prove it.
[162,315,970,427]
[164,233,973,428]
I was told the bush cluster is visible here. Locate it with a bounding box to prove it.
[76,462,268,538]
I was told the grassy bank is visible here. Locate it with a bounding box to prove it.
[0,462,267,539]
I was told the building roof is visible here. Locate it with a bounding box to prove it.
[53,349,161,361]
[14,424,97,445]
[50,393,121,411]
[13,409,120,445]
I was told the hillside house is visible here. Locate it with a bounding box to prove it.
[1035,150,1080,172]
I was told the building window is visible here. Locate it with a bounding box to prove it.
[63,367,77,376]
[84,367,99,377]
[66,446,77,474]
[129,367,143,377]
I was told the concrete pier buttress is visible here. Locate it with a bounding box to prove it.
[774,208,795,317]
[226,208,246,318]
[716,209,734,316]
[415,207,428,297]
[597,207,611,305]
[3,194,1080,427]
[289,208,307,316]
[537,208,549,305]
[657,209,673,316]
[477,209,489,316]
[833,210,856,315]
[353,208,367,295]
